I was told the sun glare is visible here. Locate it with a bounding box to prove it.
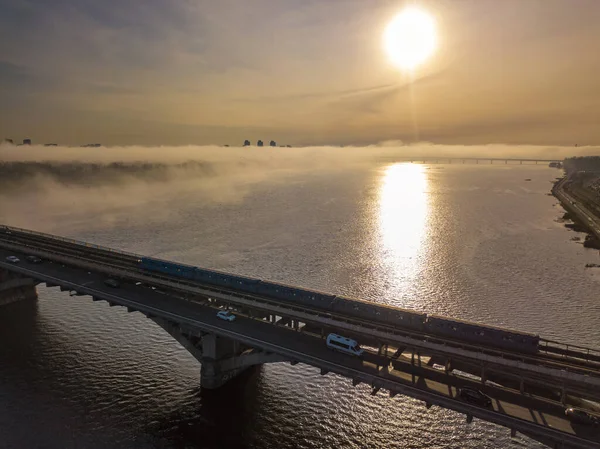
[384,7,437,70]
[378,163,429,300]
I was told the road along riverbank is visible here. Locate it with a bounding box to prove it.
[552,175,600,249]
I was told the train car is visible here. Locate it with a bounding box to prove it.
[193,267,261,292]
[218,273,261,292]
[425,315,539,354]
[139,257,197,280]
[139,257,540,354]
[387,307,427,332]
[255,280,337,310]
[256,281,303,302]
[193,267,220,284]
[331,295,427,332]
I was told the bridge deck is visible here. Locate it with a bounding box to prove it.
[1,225,598,373]
[0,225,599,448]
[1,255,599,448]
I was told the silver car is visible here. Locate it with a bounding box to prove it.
[216,310,236,322]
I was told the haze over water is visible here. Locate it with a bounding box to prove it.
[1,157,599,449]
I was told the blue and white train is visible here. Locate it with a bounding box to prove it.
[137,257,540,354]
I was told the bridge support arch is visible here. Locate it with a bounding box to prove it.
[152,318,289,389]
[0,268,37,306]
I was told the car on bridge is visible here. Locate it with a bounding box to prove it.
[5,256,20,264]
[104,278,120,288]
[565,408,599,426]
[25,255,42,264]
[458,387,492,407]
[326,333,364,357]
[216,310,236,322]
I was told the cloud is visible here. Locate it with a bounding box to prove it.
[2,1,600,146]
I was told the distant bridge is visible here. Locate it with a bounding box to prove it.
[0,224,598,449]
[395,157,562,165]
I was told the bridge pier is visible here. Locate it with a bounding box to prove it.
[153,318,288,389]
[0,268,37,306]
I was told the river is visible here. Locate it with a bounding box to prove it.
[1,162,599,449]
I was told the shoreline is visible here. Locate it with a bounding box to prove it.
[552,175,600,250]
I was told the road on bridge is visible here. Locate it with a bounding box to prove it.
[1,245,599,449]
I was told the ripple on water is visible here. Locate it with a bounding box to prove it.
[0,166,595,448]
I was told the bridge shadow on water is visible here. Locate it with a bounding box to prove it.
[0,298,271,448]
[0,299,42,373]
[149,366,264,449]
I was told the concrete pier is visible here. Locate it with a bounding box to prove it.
[153,317,288,389]
[0,269,37,306]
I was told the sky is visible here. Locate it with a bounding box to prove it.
[0,0,599,147]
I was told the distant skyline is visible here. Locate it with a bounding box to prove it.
[1,0,599,146]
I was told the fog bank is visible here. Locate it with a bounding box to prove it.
[0,143,598,234]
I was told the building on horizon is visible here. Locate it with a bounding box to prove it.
[23,138,31,145]
[269,140,276,147]
[243,139,250,146]
[3,138,13,144]
[257,140,263,147]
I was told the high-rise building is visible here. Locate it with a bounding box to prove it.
[257,140,264,147]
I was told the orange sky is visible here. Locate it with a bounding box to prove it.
[1,0,599,146]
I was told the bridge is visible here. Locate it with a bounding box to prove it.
[393,157,562,165]
[0,225,598,449]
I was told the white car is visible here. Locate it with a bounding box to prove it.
[216,310,236,322]
[326,333,364,356]
[5,256,20,264]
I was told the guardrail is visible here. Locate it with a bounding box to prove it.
[0,259,598,449]
[2,239,600,396]
[2,225,600,374]
[540,338,600,363]
[0,224,145,260]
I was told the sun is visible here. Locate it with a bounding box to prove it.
[384,7,437,70]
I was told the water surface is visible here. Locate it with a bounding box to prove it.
[1,163,598,449]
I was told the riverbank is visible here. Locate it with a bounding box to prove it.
[552,175,600,249]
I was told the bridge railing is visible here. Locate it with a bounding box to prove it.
[393,157,560,163]
[0,224,146,260]
[6,240,600,392]
[3,222,600,367]
[540,338,600,361]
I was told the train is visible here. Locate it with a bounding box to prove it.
[138,257,540,354]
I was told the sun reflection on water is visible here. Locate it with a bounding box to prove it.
[378,163,429,302]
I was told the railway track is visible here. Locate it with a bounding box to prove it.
[2,227,600,383]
